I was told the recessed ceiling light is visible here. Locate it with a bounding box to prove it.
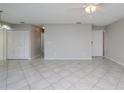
[42,26,46,29]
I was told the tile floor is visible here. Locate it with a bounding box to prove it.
[0,57,124,90]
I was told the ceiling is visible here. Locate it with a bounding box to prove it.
[0,3,124,26]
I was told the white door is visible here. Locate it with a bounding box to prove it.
[0,30,4,60]
[7,31,30,59]
[0,29,6,60]
[92,31,103,56]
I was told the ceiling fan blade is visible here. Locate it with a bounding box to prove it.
[67,7,84,12]
[96,6,105,12]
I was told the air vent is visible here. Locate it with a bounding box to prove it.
[20,22,25,24]
[76,22,82,24]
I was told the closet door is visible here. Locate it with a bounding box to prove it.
[7,31,30,59]
[0,30,4,60]
[7,31,15,59]
[92,30,103,56]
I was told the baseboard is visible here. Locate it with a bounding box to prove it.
[105,56,124,67]
[29,54,41,60]
[44,57,92,60]
[7,58,31,60]
[0,59,6,61]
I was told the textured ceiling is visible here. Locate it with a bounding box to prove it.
[0,3,124,26]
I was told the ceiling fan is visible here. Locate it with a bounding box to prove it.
[69,3,104,14]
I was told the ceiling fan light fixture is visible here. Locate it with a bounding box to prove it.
[85,5,96,14]
[0,10,11,30]
[2,24,11,30]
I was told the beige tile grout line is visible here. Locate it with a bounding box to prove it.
[67,60,105,89]
[30,61,57,89]
[18,61,31,90]
[5,60,8,90]
[115,69,124,90]
[90,63,115,90]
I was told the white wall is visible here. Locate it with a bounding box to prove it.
[92,26,106,31]
[11,24,32,31]
[105,19,124,65]
[44,24,92,60]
